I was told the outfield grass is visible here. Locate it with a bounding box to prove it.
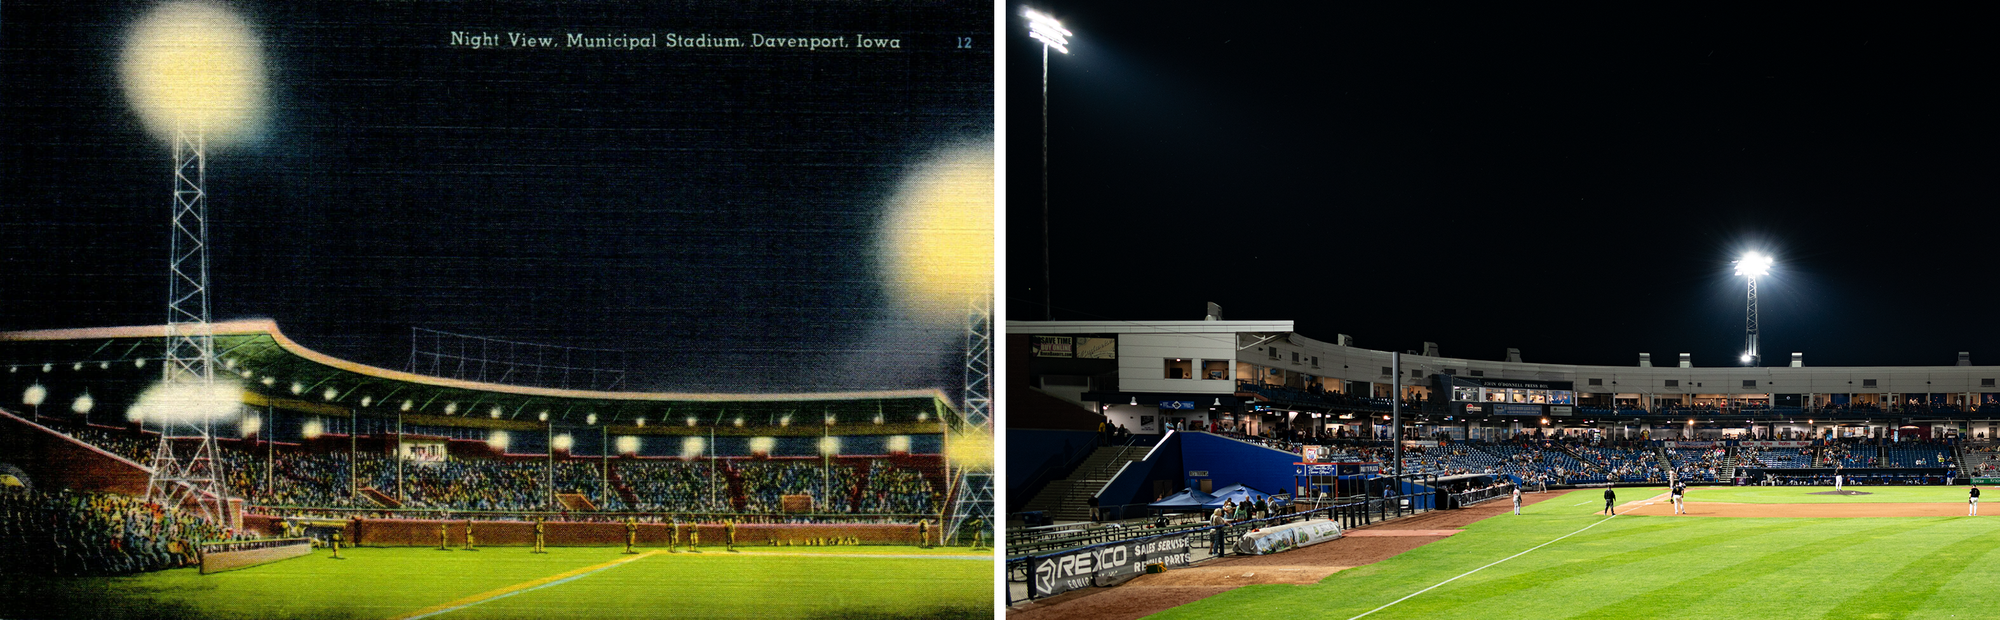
[0,546,991,620]
[1681,485,1978,504]
[1150,488,2000,620]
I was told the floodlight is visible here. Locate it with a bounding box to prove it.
[1741,353,1752,362]
[733,416,744,427]
[360,396,372,408]
[818,435,842,456]
[490,406,502,419]
[488,430,510,450]
[615,436,640,454]
[1734,252,1772,277]
[586,413,598,425]
[1024,9,1070,54]
[23,384,46,407]
[636,417,645,427]
[681,436,705,459]
[887,435,911,453]
[444,402,458,415]
[749,436,776,454]
[538,411,549,422]
[322,387,337,401]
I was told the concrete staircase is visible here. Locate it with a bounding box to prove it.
[1019,443,1149,522]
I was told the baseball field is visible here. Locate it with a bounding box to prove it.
[0,545,992,620]
[1143,486,2000,620]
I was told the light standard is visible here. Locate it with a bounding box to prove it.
[1735,252,1772,366]
[1025,8,1069,320]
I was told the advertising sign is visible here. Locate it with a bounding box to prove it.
[1031,335,1073,357]
[1159,401,1196,410]
[1738,441,1814,448]
[1031,534,1193,599]
[1495,403,1542,416]
[1076,337,1117,359]
[1548,405,1574,416]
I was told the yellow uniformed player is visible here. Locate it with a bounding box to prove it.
[532,517,548,554]
[437,520,451,551]
[463,520,478,551]
[917,519,930,548]
[689,523,700,550]
[668,520,681,553]
[623,517,639,554]
[725,519,737,552]
[969,518,987,551]
[330,530,345,560]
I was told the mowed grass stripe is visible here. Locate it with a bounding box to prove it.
[1820,521,2000,620]
[1568,519,1942,620]
[393,550,660,620]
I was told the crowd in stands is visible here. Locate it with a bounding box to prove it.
[621,460,730,513]
[554,461,626,511]
[0,488,229,575]
[859,461,939,515]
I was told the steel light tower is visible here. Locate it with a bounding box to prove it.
[1735,252,1772,367]
[145,128,232,526]
[946,294,993,545]
[1026,8,1069,320]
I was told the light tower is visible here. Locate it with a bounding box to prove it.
[121,1,266,525]
[1025,8,1069,320]
[946,293,993,546]
[1735,252,1772,367]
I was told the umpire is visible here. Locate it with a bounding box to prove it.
[1603,487,1616,515]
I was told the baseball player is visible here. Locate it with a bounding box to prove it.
[669,519,682,552]
[623,517,639,554]
[1671,480,1686,515]
[532,517,548,554]
[437,520,451,551]
[725,519,737,552]
[1511,485,1522,515]
[463,520,478,551]
[1603,487,1616,515]
[1973,486,1982,516]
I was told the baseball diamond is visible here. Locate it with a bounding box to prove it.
[1021,487,2000,619]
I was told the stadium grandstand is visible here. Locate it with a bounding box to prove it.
[0,320,975,576]
[1010,317,2000,526]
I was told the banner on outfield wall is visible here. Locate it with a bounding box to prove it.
[1661,441,1719,448]
[1738,441,1815,448]
[1031,533,1193,599]
[1976,477,2000,485]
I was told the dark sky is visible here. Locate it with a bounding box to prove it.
[1006,4,2000,369]
[2,0,991,392]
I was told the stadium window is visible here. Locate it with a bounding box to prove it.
[1469,369,1484,377]
[1381,366,1393,376]
[1743,380,1757,388]
[1311,356,1320,368]
[1201,360,1229,380]
[1665,379,1680,387]
[1588,378,1603,386]
[1268,347,1280,360]
[1164,358,1194,380]
[1292,351,1302,364]
[1863,379,1878,388]
[1986,379,1996,388]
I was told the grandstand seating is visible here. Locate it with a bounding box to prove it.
[1882,445,1954,468]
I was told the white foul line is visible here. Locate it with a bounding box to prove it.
[1345,514,1619,620]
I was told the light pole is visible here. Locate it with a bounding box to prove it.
[1025,8,1069,320]
[1735,252,1772,367]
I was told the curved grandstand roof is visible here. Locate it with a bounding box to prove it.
[0,320,954,434]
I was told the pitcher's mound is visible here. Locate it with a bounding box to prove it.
[1807,490,1872,496]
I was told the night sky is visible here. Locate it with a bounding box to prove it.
[1006,4,2000,369]
[2,0,991,392]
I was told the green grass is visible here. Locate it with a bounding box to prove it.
[1677,485,1979,504]
[1149,488,2000,620]
[0,546,992,620]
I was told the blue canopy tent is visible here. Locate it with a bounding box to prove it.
[1201,484,1289,510]
[1148,488,1218,512]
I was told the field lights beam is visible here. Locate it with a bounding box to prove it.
[1024,9,1070,54]
[1734,252,1771,366]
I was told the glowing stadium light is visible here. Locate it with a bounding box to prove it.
[686,416,696,427]
[681,436,705,459]
[290,381,304,395]
[98,362,110,370]
[916,412,928,423]
[616,436,640,454]
[874,414,884,425]
[135,359,147,369]
[733,417,744,428]
[23,384,47,407]
[444,403,458,415]
[488,430,511,451]
[302,419,324,439]
[1734,252,1773,277]
[1735,251,1772,366]
[401,400,413,412]
[538,410,549,422]
[780,414,792,427]
[119,0,267,146]
[6,366,13,373]
[1741,353,1752,362]
[553,433,574,451]
[222,358,235,370]
[887,435,911,453]
[360,396,372,408]
[490,406,503,419]
[72,363,83,371]
[825,414,837,426]
[818,435,841,456]
[41,364,51,373]
[586,413,598,425]
[240,414,261,437]
[322,387,337,401]
[749,436,775,455]
[239,370,252,378]
[130,380,241,423]
[1024,8,1071,54]
[636,417,645,427]
[260,376,273,386]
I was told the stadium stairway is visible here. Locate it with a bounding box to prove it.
[558,493,597,511]
[1653,445,1673,475]
[357,487,403,508]
[1018,443,1148,522]
[607,465,640,507]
